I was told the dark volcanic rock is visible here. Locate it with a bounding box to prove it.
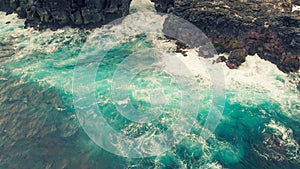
[216,55,227,63]
[151,0,174,13]
[280,54,300,72]
[0,0,132,30]
[227,48,248,68]
[153,0,300,73]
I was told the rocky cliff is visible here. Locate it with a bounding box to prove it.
[0,0,132,30]
[153,0,300,73]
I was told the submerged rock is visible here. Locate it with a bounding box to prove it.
[153,0,300,73]
[0,0,132,30]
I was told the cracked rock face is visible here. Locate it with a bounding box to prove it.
[0,0,132,30]
[153,0,299,73]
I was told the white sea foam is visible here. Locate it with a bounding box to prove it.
[0,12,23,28]
[130,0,155,13]
[256,120,300,162]
[169,48,300,121]
[204,162,223,169]
[0,12,85,59]
[292,5,300,12]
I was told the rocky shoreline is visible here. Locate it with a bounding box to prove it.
[0,0,299,73]
[153,0,300,73]
[0,0,131,30]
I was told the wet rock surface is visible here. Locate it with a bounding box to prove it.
[0,0,132,30]
[154,0,300,73]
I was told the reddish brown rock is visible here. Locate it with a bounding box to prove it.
[155,0,300,73]
[227,48,248,67]
[226,61,239,69]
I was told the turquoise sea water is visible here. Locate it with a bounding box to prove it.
[0,13,299,168]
